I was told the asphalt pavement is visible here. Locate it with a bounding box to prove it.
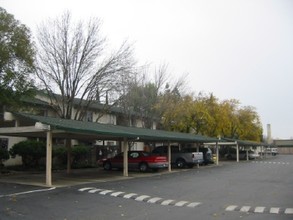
[0,158,273,187]
[0,167,168,187]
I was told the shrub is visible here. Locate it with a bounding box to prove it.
[0,147,9,167]
[53,145,91,168]
[9,140,46,168]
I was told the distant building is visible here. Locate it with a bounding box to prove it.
[273,139,293,155]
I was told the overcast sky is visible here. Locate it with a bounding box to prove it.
[1,0,292,139]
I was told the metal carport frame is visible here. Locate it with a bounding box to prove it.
[205,138,268,163]
[0,112,218,186]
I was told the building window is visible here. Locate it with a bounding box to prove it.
[86,111,93,122]
[109,115,115,125]
[0,138,8,151]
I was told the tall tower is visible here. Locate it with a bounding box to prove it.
[267,124,273,144]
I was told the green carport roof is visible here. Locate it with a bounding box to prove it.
[8,112,218,143]
[222,137,267,147]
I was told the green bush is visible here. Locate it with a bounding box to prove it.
[9,140,46,168]
[0,148,9,167]
[53,146,67,165]
[53,145,91,168]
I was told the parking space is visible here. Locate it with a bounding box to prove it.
[0,167,179,188]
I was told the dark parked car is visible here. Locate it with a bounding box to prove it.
[225,149,259,160]
[102,151,168,172]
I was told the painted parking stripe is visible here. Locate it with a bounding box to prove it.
[0,187,56,198]
[110,191,125,197]
[187,202,201,208]
[135,195,151,202]
[78,187,95,192]
[161,199,174,206]
[99,190,113,195]
[175,201,189,207]
[226,205,238,211]
[240,206,251,212]
[147,197,162,204]
[254,206,266,213]
[123,193,137,199]
[78,188,202,209]
[270,207,280,214]
[88,189,103,193]
[252,161,290,164]
[226,205,293,215]
[285,208,293,214]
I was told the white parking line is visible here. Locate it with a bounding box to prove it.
[226,205,238,211]
[0,187,56,198]
[270,207,280,214]
[123,193,137,199]
[174,201,189,207]
[78,187,96,192]
[226,205,293,215]
[252,161,290,165]
[240,206,251,212]
[254,207,266,213]
[88,189,103,193]
[147,197,162,204]
[285,208,293,214]
[99,190,113,195]
[161,199,174,206]
[78,188,202,209]
[135,195,150,202]
[187,202,201,208]
[110,191,125,197]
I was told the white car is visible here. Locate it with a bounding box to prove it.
[225,150,259,160]
[265,148,278,156]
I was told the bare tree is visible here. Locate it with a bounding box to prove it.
[35,12,136,120]
[35,12,136,173]
[116,63,189,129]
[153,63,169,95]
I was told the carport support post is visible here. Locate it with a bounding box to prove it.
[168,142,171,172]
[46,130,52,187]
[246,149,249,161]
[236,142,239,162]
[123,138,128,177]
[216,141,219,165]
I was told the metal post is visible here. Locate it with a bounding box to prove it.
[236,142,239,162]
[246,149,249,161]
[168,142,171,172]
[46,130,52,187]
[123,138,128,177]
[216,142,219,165]
[196,143,200,168]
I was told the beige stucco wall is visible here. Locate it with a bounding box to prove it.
[2,136,26,166]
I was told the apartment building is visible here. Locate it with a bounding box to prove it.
[1,91,158,166]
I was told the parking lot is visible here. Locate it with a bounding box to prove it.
[0,154,280,188]
[0,155,292,220]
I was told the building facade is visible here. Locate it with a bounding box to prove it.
[273,139,293,155]
[1,92,158,166]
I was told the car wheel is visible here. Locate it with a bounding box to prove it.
[176,159,186,168]
[103,161,112,171]
[139,162,148,172]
